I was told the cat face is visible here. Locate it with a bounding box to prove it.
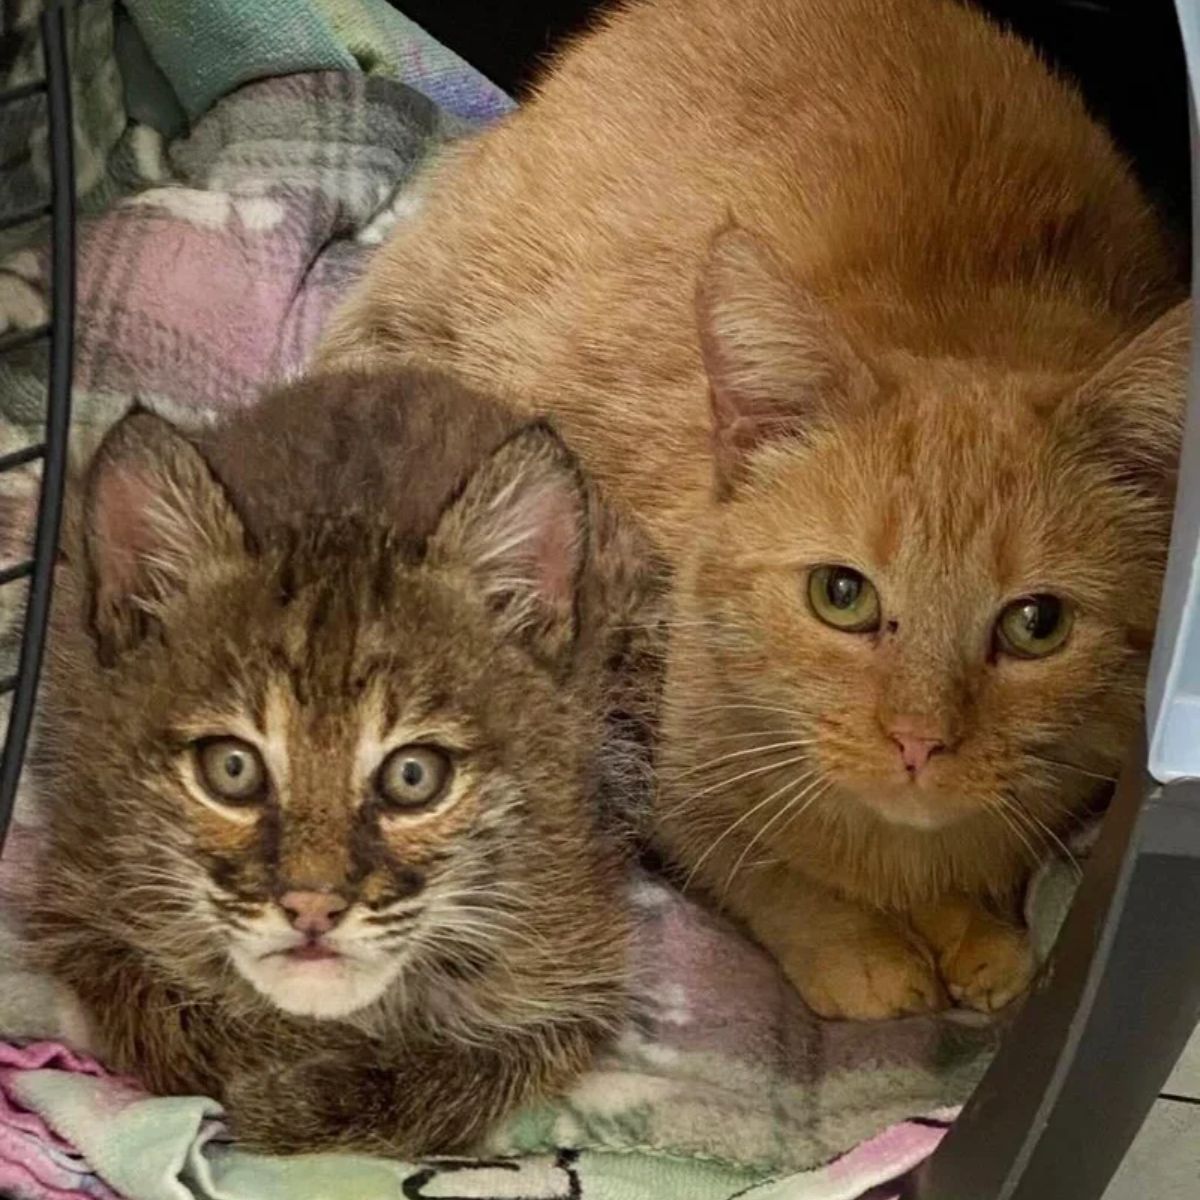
[671,228,1187,841]
[164,578,566,1021]
[46,410,607,1020]
[691,366,1163,832]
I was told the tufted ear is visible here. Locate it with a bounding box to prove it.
[84,408,248,662]
[426,422,587,663]
[1052,300,1192,501]
[696,224,873,498]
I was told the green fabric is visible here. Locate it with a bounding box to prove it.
[120,0,510,123]
[317,0,419,74]
[12,1066,764,1200]
[121,0,355,119]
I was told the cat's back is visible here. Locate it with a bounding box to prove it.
[331,0,1171,355]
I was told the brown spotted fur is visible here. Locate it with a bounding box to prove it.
[26,369,661,1155]
[314,0,1192,1019]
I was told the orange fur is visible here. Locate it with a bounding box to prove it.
[316,0,1190,1019]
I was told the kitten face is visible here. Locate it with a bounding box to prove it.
[155,567,554,1019]
[670,228,1187,858]
[43,407,612,1022]
[692,373,1156,833]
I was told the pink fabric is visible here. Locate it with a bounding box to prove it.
[0,1042,123,1200]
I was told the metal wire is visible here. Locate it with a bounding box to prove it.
[0,1,76,852]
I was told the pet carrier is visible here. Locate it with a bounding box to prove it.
[0,2,1197,1199]
[0,0,73,855]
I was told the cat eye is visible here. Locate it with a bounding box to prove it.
[995,594,1074,659]
[194,737,267,805]
[807,565,881,633]
[377,745,453,810]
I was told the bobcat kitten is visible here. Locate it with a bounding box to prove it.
[27,368,654,1155]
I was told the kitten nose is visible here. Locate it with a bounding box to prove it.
[888,718,948,775]
[279,890,349,935]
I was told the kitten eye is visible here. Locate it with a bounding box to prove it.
[377,745,453,810]
[995,594,1073,659]
[194,738,267,805]
[807,565,881,633]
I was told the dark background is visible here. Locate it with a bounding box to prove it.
[390,0,1191,250]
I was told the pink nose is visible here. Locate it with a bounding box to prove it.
[892,734,945,774]
[886,716,949,775]
[278,890,349,935]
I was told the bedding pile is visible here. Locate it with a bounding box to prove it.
[0,3,1082,1197]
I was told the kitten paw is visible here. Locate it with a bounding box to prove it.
[792,934,948,1021]
[940,921,1034,1013]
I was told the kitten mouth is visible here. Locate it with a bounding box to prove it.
[274,941,341,963]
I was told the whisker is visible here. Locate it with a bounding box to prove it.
[770,779,834,843]
[984,791,1042,868]
[1009,798,1084,879]
[698,727,803,743]
[658,751,813,820]
[683,702,812,722]
[1025,752,1117,785]
[682,765,819,892]
[665,738,816,781]
[719,772,830,900]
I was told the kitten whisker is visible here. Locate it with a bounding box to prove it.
[983,790,1045,869]
[665,738,816,781]
[657,751,812,820]
[1006,794,1084,879]
[719,771,830,899]
[771,780,833,842]
[1025,752,1118,785]
[698,727,801,743]
[682,765,820,892]
[683,702,812,722]
[678,752,813,802]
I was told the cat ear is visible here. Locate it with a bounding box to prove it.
[84,408,247,661]
[427,423,587,663]
[1052,300,1191,500]
[696,224,872,498]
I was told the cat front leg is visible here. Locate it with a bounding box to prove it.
[728,865,947,1020]
[224,1022,597,1157]
[910,895,1035,1014]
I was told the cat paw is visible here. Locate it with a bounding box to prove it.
[940,921,1034,1013]
[791,935,948,1021]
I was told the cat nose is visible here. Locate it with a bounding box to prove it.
[279,890,350,935]
[887,718,948,775]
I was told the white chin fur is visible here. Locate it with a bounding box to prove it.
[230,948,401,1019]
[860,793,966,833]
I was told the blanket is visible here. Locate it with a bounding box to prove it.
[0,1040,955,1200]
[0,8,1083,1200]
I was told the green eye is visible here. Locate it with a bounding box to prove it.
[995,594,1073,659]
[194,737,267,805]
[377,745,453,810]
[807,565,881,633]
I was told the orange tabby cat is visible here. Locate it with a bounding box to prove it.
[317,0,1191,1019]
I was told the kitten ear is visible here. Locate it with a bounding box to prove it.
[696,224,872,498]
[85,408,247,661]
[1053,300,1191,500]
[427,423,587,664]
